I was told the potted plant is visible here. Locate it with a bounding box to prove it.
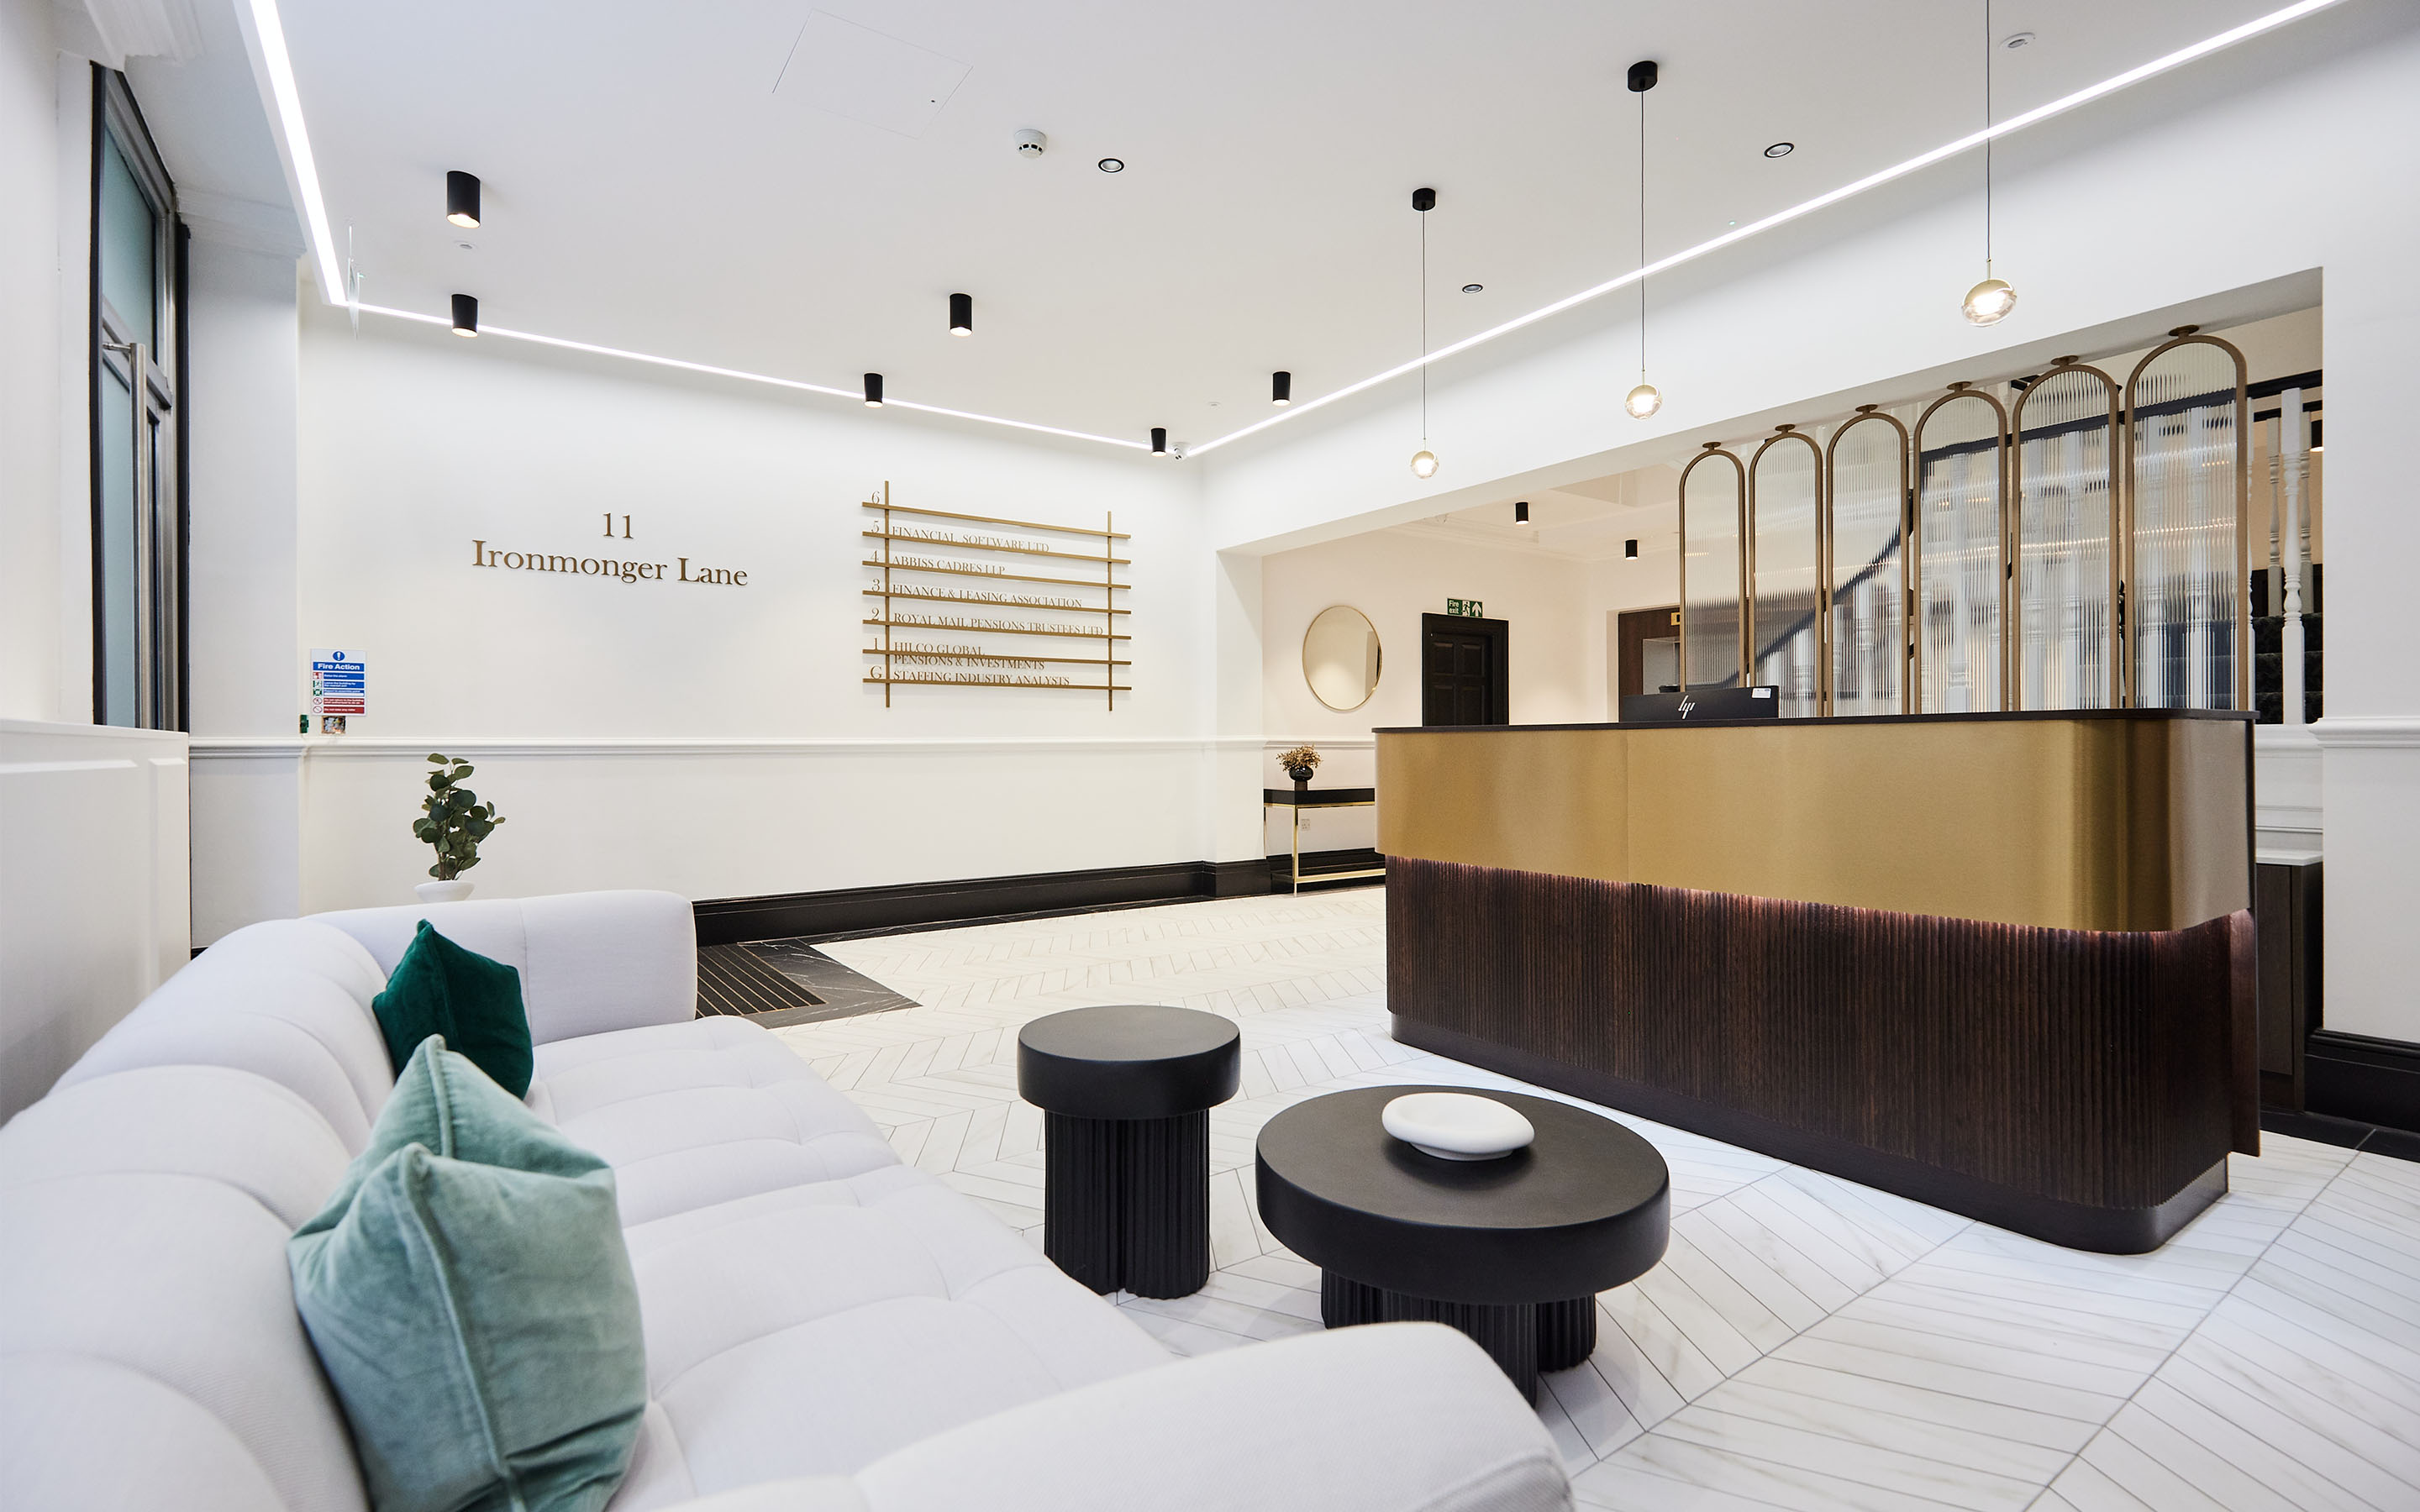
[1276,744,1322,791]
[412,753,503,903]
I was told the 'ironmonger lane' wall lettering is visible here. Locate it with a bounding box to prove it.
[470,516,746,586]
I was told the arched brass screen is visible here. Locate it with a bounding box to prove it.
[1913,388,2008,712]
[2126,334,2248,710]
[1823,412,1911,717]
[1749,430,1823,718]
[2012,364,2122,710]
[1678,446,1745,690]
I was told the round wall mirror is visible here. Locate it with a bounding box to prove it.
[1303,606,1383,711]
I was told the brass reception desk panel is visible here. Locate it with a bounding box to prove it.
[1376,711,2249,933]
[1375,711,2257,1253]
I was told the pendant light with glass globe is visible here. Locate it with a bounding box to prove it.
[1408,187,1440,478]
[1962,1,2018,326]
[1625,60,1662,419]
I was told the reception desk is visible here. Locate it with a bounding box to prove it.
[1376,710,2257,1253]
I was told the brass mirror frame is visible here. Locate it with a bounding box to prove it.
[1302,603,1383,712]
[2009,360,2123,711]
[1821,407,1914,716]
[1911,383,2012,711]
[1676,442,1748,689]
[2123,329,2250,712]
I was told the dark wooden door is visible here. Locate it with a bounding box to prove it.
[1616,605,1684,702]
[1420,613,1508,726]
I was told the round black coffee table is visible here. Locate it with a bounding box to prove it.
[1018,1005,1241,1299]
[1255,1084,1670,1400]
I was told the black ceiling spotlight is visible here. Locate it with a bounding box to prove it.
[1271,370,1292,406]
[1627,59,1657,92]
[446,171,481,228]
[949,292,973,336]
[450,293,478,337]
[1763,141,1794,158]
[1150,427,1169,456]
[1514,501,1530,523]
[1624,538,1640,559]
[1412,186,1436,213]
[863,372,884,407]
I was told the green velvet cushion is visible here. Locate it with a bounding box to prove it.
[289,1037,646,1512]
[372,918,534,1098]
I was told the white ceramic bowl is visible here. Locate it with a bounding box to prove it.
[1381,1092,1535,1161]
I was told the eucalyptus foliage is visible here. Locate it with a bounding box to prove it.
[413,753,504,880]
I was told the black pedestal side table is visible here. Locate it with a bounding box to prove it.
[1018,1005,1241,1299]
[1255,1084,1670,1401]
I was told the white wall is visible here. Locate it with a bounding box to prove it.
[186,237,306,942]
[0,719,189,1119]
[1201,14,2420,1042]
[182,311,1227,928]
[1258,524,1587,853]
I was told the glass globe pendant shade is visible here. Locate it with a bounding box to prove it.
[1625,382,1663,420]
[1962,276,2017,326]
[1409,449,1440,480]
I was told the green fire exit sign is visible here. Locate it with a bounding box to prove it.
[1446,598,1484,617]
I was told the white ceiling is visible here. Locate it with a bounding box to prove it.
[141,0,2309,450]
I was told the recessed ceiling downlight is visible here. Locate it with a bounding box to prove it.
[1763,141,1794,158]
[1462,283,1484,293]
[1097,157,1124,173]
[2003,31,2036,49]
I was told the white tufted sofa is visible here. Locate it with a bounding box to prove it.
[0,890,1569,1512]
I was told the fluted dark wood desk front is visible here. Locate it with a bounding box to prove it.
[1375,710,2257,1253]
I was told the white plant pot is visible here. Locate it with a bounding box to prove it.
[415,879,474,904]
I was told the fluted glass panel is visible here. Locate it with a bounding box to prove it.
[1751,437,1823,718]
[1681,454,1744,689]
[2016,370,2118,710]
[2129,344,2242,709]
[1916,395,2004,713]
[1826,418,1907,717]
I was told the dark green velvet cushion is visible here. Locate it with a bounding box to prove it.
[372,919,533,1098]
[289,1037,646,1512]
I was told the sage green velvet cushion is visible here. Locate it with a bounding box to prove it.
[289,1037,646,1512]
[372,918,534,1098]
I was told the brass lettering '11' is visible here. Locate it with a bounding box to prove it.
[470,541,746,587]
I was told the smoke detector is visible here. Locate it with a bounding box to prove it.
[1013,128,1047,158]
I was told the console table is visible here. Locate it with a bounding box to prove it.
[1263,788,1382,894]
[1375,710,2257,1253]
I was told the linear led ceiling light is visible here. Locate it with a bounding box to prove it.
[1184,0,2348,457]
[249,0,2343,461]
[446,171,481,228]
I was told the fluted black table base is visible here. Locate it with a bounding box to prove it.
[1319,1273,1596,1400]
[1018,1005,1241,1301]
[1043,1109,1212,1298]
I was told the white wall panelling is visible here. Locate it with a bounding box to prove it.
[0,719,189,1119]
[193,735,1264,924]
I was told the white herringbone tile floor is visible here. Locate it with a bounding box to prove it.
[769,888,2420,1512]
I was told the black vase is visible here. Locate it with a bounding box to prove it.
[1287,765,1314,788]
